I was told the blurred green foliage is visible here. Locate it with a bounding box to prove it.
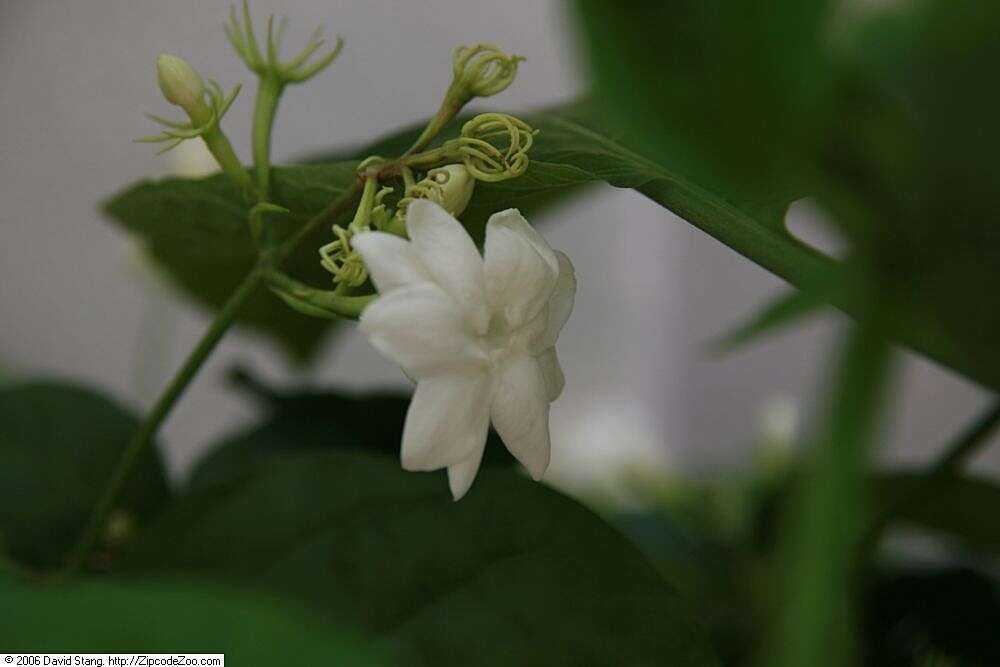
[0,381,169,568]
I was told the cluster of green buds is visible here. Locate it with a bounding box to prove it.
[137,1,344,205]
[315,39,535,292]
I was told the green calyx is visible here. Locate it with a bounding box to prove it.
[227,0,344,203]
[226,0,344,84]
[449,43,524,104]
[265,269,373,320]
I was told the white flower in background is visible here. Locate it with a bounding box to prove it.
[353,200,575,500]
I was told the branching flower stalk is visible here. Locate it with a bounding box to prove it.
[67,0,532,570]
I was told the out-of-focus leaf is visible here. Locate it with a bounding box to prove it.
[103,162,359,362]
[711,289,825,353]
[0,381,169,569]
[574,0,1000,388]
[876,473,1000,560]
[124,443,718,665]
[863,567,1000,666]
[615,510,764,665]
[818,0,1000,395]
[575,0,834,207]
[0,573,387,663]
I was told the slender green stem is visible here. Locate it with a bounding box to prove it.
[188,103,252,195]
[66,185,364,572]
[274,181,363,263]
[772,321,893,667]
[405,96,463,156]
[348,176,379,231]
[252,74,284,202]
[65,266,265,572]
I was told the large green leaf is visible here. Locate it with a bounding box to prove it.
[104,163,359,361]
[0,573,387,663]
[0,381,169,569]
[124,441,717,665]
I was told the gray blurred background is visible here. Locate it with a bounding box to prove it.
[1,0,995,495]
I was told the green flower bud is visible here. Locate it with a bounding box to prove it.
[156,54,206,113]
[393,163,477,229]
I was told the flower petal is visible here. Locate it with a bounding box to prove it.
[402,371,491,472]
[490,355,551,480]
[406,200,489,333]
[536,348,565,402]
[534,251,576,352]
[352,231,431,293]
[359,283,486,377]
[447,445,486,501]
[484,209,559,328]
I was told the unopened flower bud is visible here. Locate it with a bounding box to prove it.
[425,164,476,217]
[157,54,206,113]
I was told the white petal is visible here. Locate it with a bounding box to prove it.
[401,371,491,472]
[534,251,577,351]
[406,200,489,333]
[359,284,486,377]
[536,348,565,402]
[352,231,431,293]
[447,446,486,501]
[490,355,551,480]
[484,209,559,329]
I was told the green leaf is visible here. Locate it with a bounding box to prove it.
[125,445,717,665]
[711,289,825,353]
[0,573,388,663]
[0,380,169,569]
[876,473,1000,560]
[816,0,1000,395]
[575,0,834,204]
[103,162,359,362]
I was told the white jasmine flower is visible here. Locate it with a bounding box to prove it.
[353,200,575,500]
